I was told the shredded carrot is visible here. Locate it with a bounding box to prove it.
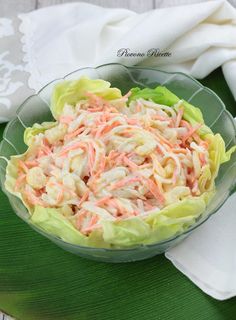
[115,152,126,166]
[43,138,51,147]
[56,189,64,204]
[144,202,154,210]
[110,176,141,190]
[14,174,26,191]
[48,180,77,198]
[182,124,202,144]
[172,166,179,185]
[153,114,169,121]
[18,160,29,173]
[82,223,101,233]
[88,143,95,173]
[24,160,38,167]
[95,196,112,206]
[199,153,206,165]
[126,118,139,125]
[24,189,45,206]
[136,102,141,113]
[64,126,85,140]
[98,155,106,172]
[180,119,192,129]
[149,128,174,147]
[199,140,209,149]
[192,180,199,194]
[78,190,89,207]
[175,107,184,127]
[60,141,87,156]
[36,143,51,157]
[146,178,165,205]
[107,150,120,161]
[95,121,120,138]
[133,210,139,216]
[107,198,125,215]
[123,156,138,171]
[87,106,104,112]
[172,148,188,155]
[76,210,88,229]
[13,88,212,233]
[87,215,99,228]
[60,115,74,124]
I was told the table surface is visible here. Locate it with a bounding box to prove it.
[1,1,236,320]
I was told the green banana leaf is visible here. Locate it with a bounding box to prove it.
[0,68,236,320]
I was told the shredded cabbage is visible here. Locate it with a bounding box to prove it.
[5,78,236,248]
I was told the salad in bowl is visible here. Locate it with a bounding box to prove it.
[4,76,235,253]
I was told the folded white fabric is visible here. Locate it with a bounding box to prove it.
[1,0,236,300]
[166,192,236,300]
[18,0,236,93]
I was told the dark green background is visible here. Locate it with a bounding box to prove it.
[0,68,235,320]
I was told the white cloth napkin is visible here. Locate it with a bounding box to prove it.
[18,0,236,96]
[1,0,236,300]
[166,192,236,300]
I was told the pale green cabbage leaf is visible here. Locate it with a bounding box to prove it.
[24,121,56,146]
[51,77,122,119]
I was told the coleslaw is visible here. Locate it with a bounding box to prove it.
[5,77,235,248]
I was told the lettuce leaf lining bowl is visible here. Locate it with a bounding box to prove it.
[0,63,236,263]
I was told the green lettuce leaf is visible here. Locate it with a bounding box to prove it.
[31,206,111,248]
[196,133,235,193]
[102,217,151,247]
[143,196,208,244]
[5,121,56,210]
[4,152,34,214]
[31,206,87,245]
[129,86,212,136]
[205,133,236,183]
[24,121,56,146]
[51,77,122,119]
[100,195,210,247]
[21,193,214,248]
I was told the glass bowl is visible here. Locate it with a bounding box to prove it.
[0,63,236,263]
